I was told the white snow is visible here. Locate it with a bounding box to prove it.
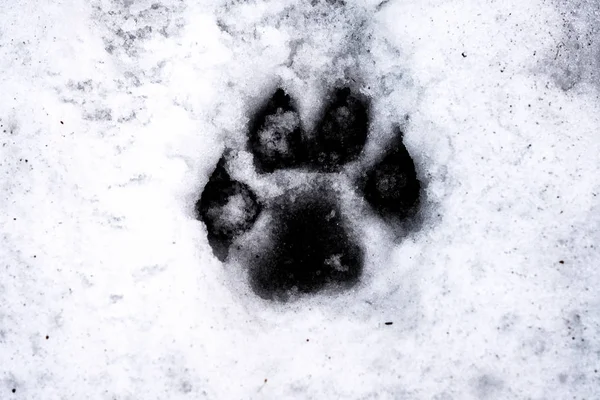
[1,0,599,399]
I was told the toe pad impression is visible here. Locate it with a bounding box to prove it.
[362,131,421,219]
[196,157,262,261]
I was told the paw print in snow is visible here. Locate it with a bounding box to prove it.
[196,86,421,300]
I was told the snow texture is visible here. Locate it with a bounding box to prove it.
[1,0,600,399]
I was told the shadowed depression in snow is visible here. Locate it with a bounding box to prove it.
[196,87,422,300]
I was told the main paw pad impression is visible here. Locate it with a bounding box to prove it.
[196,87,421,300]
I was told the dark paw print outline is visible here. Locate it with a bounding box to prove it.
[196,86,421,300]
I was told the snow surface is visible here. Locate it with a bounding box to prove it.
[1,0,599,398]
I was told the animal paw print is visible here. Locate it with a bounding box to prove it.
[196,86,421,300]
